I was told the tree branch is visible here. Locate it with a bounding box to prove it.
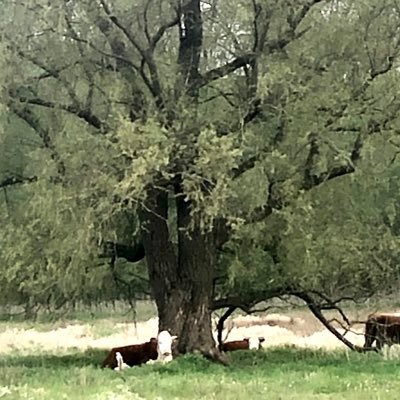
[100,241,146,263]
[12,94,108,132]
[196,54,255,89]
[287,0,325,32]
[302,131,364,190]
[10,44,80,108]
[63,10,95,110]
[248,177,288,223]
[212,287,289,310]
[0,175,38,189]
[143,0,153,45]
[99,0,148,60]
[98,1,165,109]
[216,306,236,349]
[294,291,372,352]
[149,14,180,51]
[11,107,66,176]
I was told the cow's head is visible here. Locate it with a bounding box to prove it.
[247,336,265,350]
[157,330,178,362]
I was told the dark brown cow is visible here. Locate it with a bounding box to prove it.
[102,338,158,369]
[219,337,265,352]
[364,313,400,349]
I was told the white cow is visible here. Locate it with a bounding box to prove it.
[248,336,265,350]
[146,330,178,365]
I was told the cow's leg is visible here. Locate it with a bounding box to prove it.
[364,320,376,348]
[376,327,386,350]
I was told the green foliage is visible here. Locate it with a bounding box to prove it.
[2,0,400,311]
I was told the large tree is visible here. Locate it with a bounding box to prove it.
[2,0,400,358]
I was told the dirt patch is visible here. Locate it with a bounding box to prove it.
[0,313,366,354]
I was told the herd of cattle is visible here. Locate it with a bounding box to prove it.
[101,311,400,371]
[101,331,265,370]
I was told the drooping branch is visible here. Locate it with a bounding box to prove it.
[216,306,236,349]
[294,291,369,352]
[305,290,363,326]
[214,287,373,353]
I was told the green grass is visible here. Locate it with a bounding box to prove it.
[1,347,400,399]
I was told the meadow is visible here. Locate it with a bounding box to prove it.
[1,301,400,399]
[1,348,400,399]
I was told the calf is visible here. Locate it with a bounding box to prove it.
[219,337,265,352]
[102,338,158,369]
[364,313,400,350]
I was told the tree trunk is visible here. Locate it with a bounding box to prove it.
[140,187,227,363]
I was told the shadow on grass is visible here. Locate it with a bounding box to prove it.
[0,347,393,378]
[0,348,107,369]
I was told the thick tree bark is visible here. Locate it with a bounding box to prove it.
[172,190,217,355]
[139,186,227,363]
[139,188,179,326]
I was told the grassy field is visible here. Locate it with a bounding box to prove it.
[1,347,400,399]
[1,300,400,399]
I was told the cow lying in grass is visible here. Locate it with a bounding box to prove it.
[364,313,400,350]
[219,337,265,352]
[102,337,158,369]
[102,330,178,369]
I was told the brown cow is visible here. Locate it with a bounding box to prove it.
[364,313,400,349]
[219,337,265,352]
[102,338,158,369]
